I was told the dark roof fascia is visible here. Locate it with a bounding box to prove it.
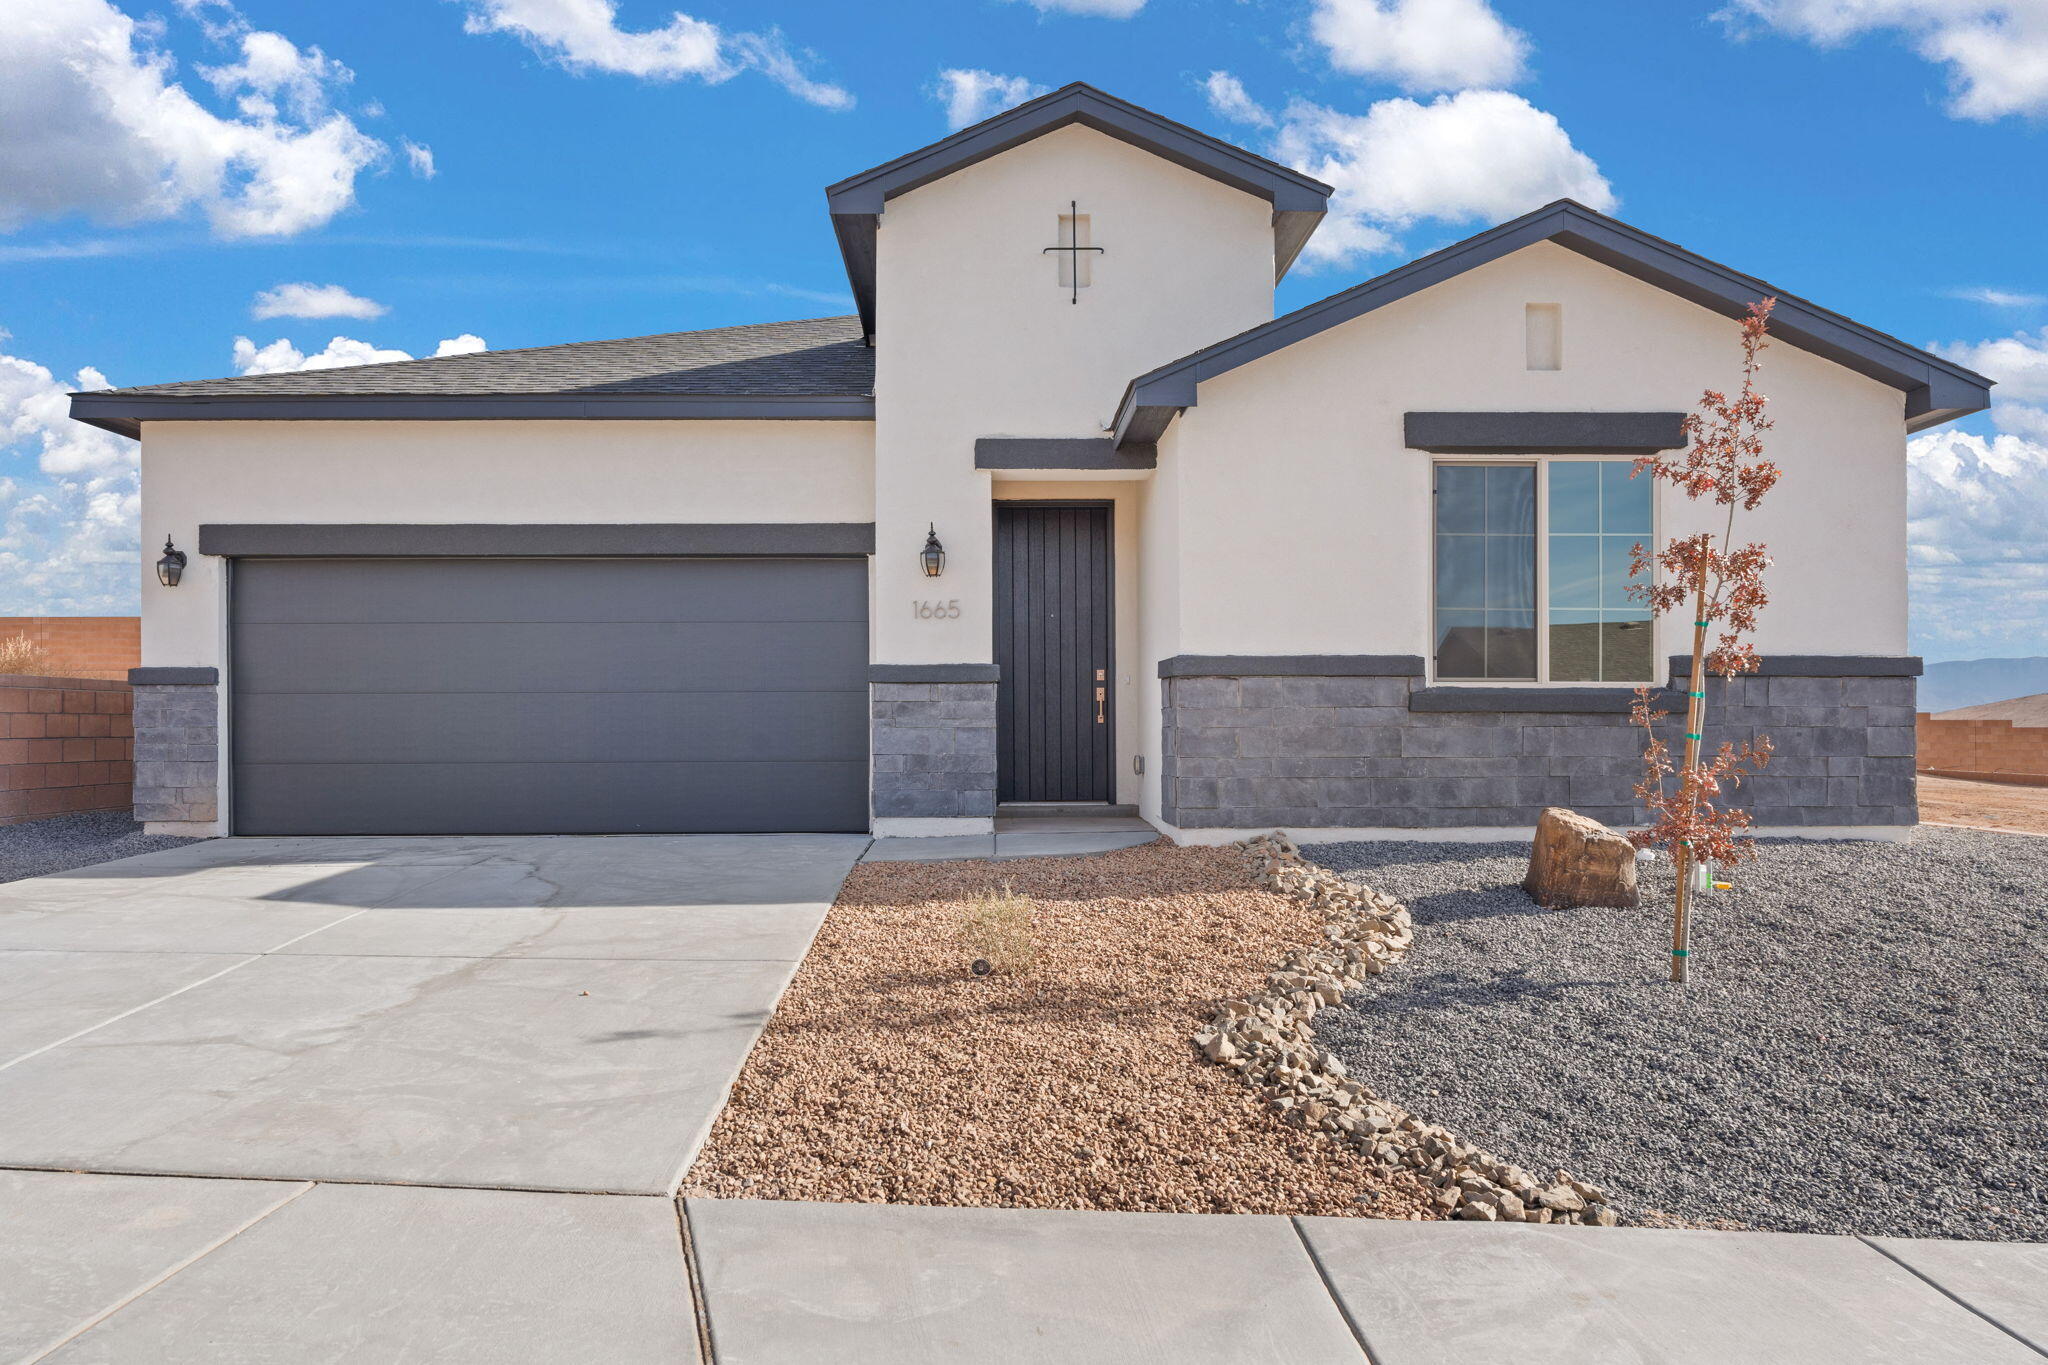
[825,83,1332,338]
[1112,200,1993,447]
[69,391,876,439]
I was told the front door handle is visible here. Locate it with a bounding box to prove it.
[1094,686,1106,724]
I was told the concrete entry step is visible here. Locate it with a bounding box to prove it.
[996,802,1140,818]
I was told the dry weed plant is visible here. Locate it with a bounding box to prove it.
[957,882,1038,977]
[0,636,51,676]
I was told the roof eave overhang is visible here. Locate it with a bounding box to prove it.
[1111,201,1993,449]
[68,391,877,437]
[825,84,1332,341]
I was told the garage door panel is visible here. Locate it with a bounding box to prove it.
[230,558,870,834]
[233,761,870,836]
[232,620,868,695]
[232,557,868,625]
[234,690,868,765]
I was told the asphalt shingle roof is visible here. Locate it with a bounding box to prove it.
[98,315,872,399]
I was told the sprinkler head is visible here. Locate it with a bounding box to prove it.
[970,959,992,977]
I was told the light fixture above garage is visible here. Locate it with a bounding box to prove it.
[921,524,945,578]
[155,536,187,588]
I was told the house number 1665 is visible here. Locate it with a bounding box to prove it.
[912,599,961,620]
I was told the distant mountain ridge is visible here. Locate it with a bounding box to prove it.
[1918,658,2048,715]
[1934,692,2048,725]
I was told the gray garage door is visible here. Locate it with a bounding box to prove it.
[230,558,869,835]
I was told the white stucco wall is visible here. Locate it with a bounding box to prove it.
[137,418,876,668]
[872,123,1277,667]
[1167,241,1910,668]
[1134,425,1184,826]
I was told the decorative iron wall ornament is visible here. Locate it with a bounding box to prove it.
[1042,200,1104,304]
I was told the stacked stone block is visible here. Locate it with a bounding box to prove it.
[1161,661,1918,830]
[130,671,220,825]
[870,681,998,820]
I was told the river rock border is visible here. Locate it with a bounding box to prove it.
[1193,832,1617,1226]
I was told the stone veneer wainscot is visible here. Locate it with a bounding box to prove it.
[128,667,220,826]
[869,666,999,821]
[1159,655,1918,830]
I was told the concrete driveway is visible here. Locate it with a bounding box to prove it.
[0,833,865,1195]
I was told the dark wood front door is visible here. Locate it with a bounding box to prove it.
[994,503,1114,803]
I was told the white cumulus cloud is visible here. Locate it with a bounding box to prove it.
[250,282,388,321]
[1908,427,2048,658]
[199,27,352,120]
[1309,0,1530,92]
[1719,0,2048,120]
[231,333,488,374]
[0,0,389,238]
[1272,90,1616,267]
[933,69,1047,130]
[0,341,139,613]
[402,137,437,178]
[455,0,851,108]
[1202,71,1274,127]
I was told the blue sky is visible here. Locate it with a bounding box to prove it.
[3,0,2045,661]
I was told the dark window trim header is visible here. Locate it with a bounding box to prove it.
[1406,411,1687,454]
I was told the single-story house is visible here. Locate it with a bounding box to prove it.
[71,83,1991,842]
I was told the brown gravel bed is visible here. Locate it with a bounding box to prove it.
[683,840,1437,1218]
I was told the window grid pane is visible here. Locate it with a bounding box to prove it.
[1543,459,1652,683]
[1434,465,1536,680]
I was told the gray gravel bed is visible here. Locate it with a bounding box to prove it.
[0,810,200,885]
[1304,827,2048,1240]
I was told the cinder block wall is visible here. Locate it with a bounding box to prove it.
[0,617,140,682]
[1916,715,2048,783]
[0,675,134,825]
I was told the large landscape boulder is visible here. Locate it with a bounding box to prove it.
[1523,807,1639,908]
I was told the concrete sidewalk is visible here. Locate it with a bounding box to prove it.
[9,1183,2044,1363]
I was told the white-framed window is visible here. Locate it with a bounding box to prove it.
[1431,456,1656,684]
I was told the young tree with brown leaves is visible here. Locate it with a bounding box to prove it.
[1627,298,1780,984]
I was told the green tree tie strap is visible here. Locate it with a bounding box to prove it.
[1684,732,1703,741]
[1671,948,1689,958]
[1689,691,1705,699]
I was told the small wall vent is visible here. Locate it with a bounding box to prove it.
[1526,302,1563,371]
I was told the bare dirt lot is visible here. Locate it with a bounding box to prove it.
[1918,773,2048,836]
[683,840,1435,1219]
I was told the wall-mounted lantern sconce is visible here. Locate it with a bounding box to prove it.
[155,536,187,588]
[920,524,945,578]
